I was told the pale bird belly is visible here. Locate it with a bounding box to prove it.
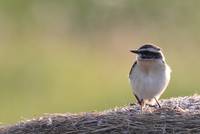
[130,69,169,101]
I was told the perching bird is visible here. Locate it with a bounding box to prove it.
[129,44,171,111]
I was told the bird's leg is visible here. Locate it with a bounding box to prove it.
[140,99,145,112]
[154,97,161,108]
[134,94,145,112]
[129,94,140,106]
[134,94,141,105]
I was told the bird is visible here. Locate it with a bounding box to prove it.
[129,44,171,111]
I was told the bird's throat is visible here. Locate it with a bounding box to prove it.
[138,60,156,74]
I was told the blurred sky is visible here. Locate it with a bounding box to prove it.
[0,0,200,124]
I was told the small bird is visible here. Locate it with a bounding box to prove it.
[129,44,171,111]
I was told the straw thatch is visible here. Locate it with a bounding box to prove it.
[1,95,200,134]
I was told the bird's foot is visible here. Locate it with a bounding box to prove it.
[147,104,161,109]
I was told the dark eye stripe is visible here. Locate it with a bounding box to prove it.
[140,51,162,59]
[140,51,159,55]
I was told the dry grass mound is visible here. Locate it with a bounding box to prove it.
[1,95,200,134]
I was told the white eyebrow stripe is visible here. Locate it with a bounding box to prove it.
[139,48,161,53]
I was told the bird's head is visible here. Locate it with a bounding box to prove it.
[130,44,165,61]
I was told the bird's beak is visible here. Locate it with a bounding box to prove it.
[130,49,139,54]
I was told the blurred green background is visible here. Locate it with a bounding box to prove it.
[0,0,200,124]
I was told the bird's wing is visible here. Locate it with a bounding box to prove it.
[129,61,142,105]
[129,61,137,77]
